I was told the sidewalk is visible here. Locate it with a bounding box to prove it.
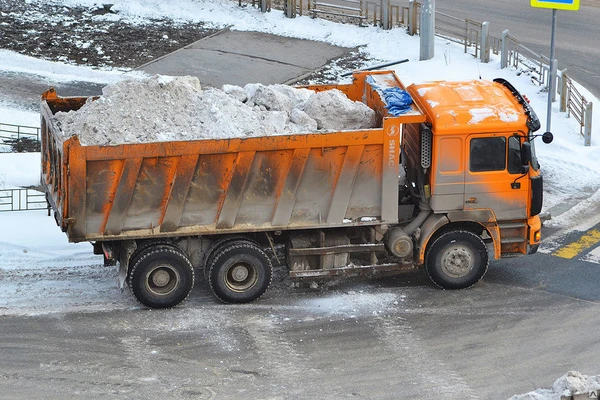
[136,28,352,88]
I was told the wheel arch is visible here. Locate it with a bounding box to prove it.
[418,209,498,265]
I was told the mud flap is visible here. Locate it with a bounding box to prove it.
[528,244,539,255]
[117,240,137,291]
[118,262,128,291]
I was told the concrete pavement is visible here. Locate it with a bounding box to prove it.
[137,29,353,88]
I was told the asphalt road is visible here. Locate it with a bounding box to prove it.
[1,251,600,400]
[433,0,600,97]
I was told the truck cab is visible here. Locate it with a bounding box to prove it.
[404,78,548,280]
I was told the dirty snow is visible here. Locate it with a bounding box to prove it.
[454,84,485,102]
[301,290,400,317]
[0,49,133,85]
[468,106,520,124]
[510,371,600,400]
[54,75,376,145]
[302,89,377,130]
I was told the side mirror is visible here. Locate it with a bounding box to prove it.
[542,131,553,144]
[521,141,532,166]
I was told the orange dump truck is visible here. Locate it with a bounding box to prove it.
[41,70,552,308]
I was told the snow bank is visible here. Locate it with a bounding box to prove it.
[510,371,600,400]
[0,49,133,85]
[54,75,377,146]
[0,153,41,189]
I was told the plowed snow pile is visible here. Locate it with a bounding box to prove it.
[509,371,600,400]
[54,75,377,145]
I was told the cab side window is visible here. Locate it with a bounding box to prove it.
[469,137,506,172]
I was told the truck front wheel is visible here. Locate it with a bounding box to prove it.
[425,230,488,289]
[128,246,195,308]
[207,241,273,303]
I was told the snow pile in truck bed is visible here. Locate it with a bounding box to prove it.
[54,75,377,146]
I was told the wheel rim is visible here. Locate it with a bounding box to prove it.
[440,244,474,278]
[145,264,180,296]
[225,262,257,292]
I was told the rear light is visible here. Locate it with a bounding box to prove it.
[102,242,114,260]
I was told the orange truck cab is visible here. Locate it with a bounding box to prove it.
[404,78,550,273]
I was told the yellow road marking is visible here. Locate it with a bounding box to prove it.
[553,229,600,259]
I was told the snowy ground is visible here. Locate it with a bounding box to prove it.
[1,1,600,399]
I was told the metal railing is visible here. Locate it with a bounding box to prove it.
[489,35,502,56]
[435,12,482,59]
[238,0,272,11]
[363,1,381,26]
[308,0,367,24]
[0,188,48,213]
[390,2,486,60]
[500,32,549,86]
[0,123,40,143]
[560,72,593,145]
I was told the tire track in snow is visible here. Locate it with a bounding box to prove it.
[368,316,481,400]
[119,336,190,399]
[242,314,314,395]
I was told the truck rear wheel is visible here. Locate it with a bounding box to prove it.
[128,246,194,308]
[202,235,255,281]
[207,241,272,303]
[425,230,488,289]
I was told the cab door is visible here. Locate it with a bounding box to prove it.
[464,134,528,220]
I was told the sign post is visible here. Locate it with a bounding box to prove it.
[420,0,435,61]
[530,0,580,132]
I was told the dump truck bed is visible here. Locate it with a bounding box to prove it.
[41,71,425,242]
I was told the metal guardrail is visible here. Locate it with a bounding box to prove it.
[435,12,483,59]
[0,123,41,152]
[500,32,549,86]
[308,0,367,24]
[0,188,48,213]
[238,0,272,11]
[363,1,381,26]
[0,123,40,143]
[495,29,593,145]
[386,2,486,60]
[561,72,593,145]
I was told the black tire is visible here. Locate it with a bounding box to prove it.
[208,241,272,303]
[425,230,488,289]
[128,246,194,308]
[202,235,255,281]
[129,240,177,271]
